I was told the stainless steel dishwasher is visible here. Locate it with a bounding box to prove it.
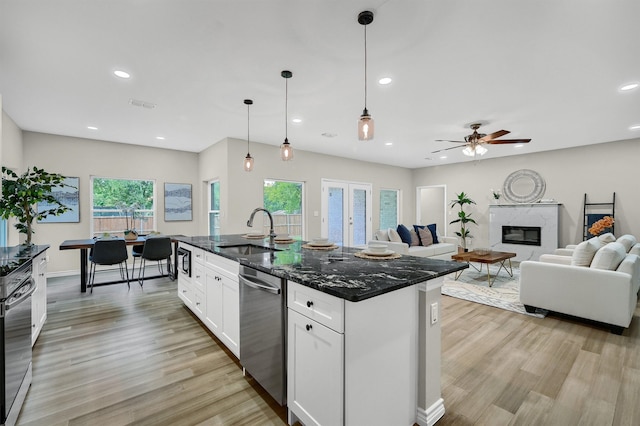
[239,265,287,406]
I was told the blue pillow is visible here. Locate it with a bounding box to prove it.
[396,224,412,245]
[426,223,439,244]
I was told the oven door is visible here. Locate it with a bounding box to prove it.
[2,277,35,423]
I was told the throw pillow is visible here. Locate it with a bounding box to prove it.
[616,235,637,252]
[417,227,433,246]
[409,230,420,247]
[629,243,640,257]
[388,228,402,243]
[616,254,636,276]
[375,229,390,241]
[426,223,439,244]
[570,237,601,267]
[396,224,412,245]
[598,233,616,244]
[590,241,627,270]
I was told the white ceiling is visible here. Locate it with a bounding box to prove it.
[1,0,639,169]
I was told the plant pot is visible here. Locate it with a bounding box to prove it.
[124,230,138,240]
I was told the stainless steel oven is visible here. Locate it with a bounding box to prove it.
[239,265,287,406]
[177,246,191,278]
[1,260,35,426]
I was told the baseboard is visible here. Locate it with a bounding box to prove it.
[416,398,445,426]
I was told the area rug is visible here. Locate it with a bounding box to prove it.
[441,263,547,318]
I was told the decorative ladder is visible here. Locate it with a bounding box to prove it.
[583,192,615,240]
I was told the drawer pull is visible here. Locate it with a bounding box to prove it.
[306,301,313,308]
[305,324,312,331]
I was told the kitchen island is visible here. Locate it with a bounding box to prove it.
[176,234,467,426]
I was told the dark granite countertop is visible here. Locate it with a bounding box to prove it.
[176,235,467,302]
[0,244,50,276]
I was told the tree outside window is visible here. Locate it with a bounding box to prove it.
[263,180,303,239]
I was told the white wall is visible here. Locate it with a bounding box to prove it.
[412,137,640,249]
[1,109,24,246]
[199,138,414,238]
[23,132,200,273]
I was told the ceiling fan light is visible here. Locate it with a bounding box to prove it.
[476,145,488,156]
[358,109,374,141]
[462,146,474,157]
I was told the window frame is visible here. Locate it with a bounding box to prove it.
[263,179,305,240]
[208,180,221,236]
[379,188,400,230]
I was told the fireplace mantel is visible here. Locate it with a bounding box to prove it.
[489,204,561,261]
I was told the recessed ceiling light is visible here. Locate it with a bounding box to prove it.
[378,77,392,85]
[114,70,130,79]
[630,124,640,130]
[440,155,447,159]
[321,132,337,138]
[156,136,165,140]
[619,82,639,92]
[292,118,302,124]
[87,126,98,130]
[384,142,393,146]
[514,144,524,148]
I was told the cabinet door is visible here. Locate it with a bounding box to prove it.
[288,309,344,426]
[204,268,222,334]
[31,252,48,346]
[221,275,240,357]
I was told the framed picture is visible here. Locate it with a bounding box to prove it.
[164,183,192,221]
[38,176,80,223]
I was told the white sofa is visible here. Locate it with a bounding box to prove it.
[369,227,458,260]
[520,237,640,334]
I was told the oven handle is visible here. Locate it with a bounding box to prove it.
[239,274,281,295]
[5,278,36,311]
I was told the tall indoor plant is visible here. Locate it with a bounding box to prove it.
[0,166,72,245]
[450,191,477,251]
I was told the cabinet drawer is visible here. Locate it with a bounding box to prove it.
[192,262,205,291]
[192,247,204,264]
[288,281,344,333]
[205,252,239,276]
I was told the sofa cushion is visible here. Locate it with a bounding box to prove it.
[598,232,616,244]
[416,227,433,246]
[408,245,436,257]
[409,229,420,247]
[590,242,627,270]
[375,229,390,241]
[426,223,439,244]
[629,243,640,257]
[571,237,602,266]
[396,224,412,245]
[616,235,637,252]
[388,228,402,243]
[432,242,456,256]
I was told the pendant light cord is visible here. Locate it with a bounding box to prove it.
[285,77,289,141]
[247,102,250,154]
[364,24,368,110]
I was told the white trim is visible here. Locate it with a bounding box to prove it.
[416,398,445,426]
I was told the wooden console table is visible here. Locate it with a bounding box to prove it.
[60,236,180,292]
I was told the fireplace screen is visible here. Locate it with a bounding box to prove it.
[502,226,541,246]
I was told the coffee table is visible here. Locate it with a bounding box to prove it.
[450,250,516,287]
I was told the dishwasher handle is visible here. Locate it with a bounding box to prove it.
[239,274,281,295]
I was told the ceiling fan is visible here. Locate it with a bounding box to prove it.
[432,123,531,157]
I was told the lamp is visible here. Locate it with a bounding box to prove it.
[280,70,294,161]
[462,145,488,157]
[243,99,254,172]
[357,10,374,141]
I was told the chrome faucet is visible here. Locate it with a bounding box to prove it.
[247,207,276,244]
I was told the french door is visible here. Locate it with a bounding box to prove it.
[321,180,372,247]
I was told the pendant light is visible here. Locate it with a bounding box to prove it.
[243,99,254,172]
[280,70,294,161]
[357,10,374,141]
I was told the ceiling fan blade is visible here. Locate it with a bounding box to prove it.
[486,139,531,145]
[479,129,509,142]
[434,139,466,143]
[431,145,465,154]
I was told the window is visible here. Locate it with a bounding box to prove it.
[91,177,155,237]
[0,219,6,246]
[209,180,221,236]
[263,180,304,239]
[380,189,399,230]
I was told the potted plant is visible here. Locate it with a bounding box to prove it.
[116,202,139,240]
[0,166,72,245]
[450,192,477,252]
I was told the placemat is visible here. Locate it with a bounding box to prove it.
[242,234,266,239]
[274,239,296,244]
[302,244,339,251]
[354,251,401,260]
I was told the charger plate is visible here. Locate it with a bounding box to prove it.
[354,251,401,260]
[302,244,339,251]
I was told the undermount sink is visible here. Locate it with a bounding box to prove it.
[216,244,281,256]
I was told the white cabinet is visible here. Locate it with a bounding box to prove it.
[287,281,418,426]
[31,251,48,346]
[177,243,240,358]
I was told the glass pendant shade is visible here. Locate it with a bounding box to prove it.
[358,108,374,141]
[280,138,293,161]
[476,145,488,155]
[462,145,488,157]
[244,154,254,171]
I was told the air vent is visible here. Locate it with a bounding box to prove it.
[129,98,157,109]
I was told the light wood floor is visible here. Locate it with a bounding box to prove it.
[16,274,640,425]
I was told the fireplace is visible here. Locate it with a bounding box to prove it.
[502,226,541,246]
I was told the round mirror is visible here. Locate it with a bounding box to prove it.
[502,169,546,203]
